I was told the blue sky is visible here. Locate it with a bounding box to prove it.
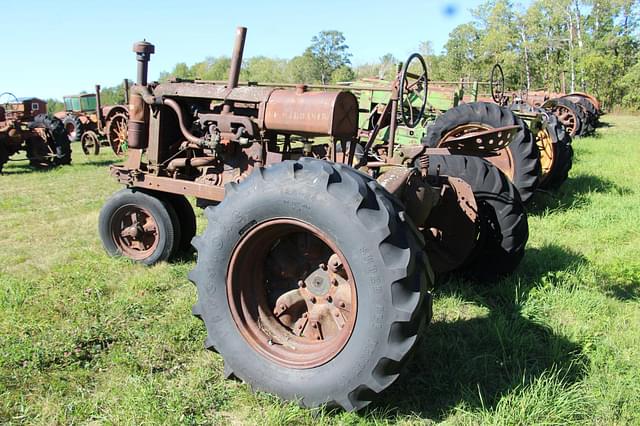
[2,0,480,100]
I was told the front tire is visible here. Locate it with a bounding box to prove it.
[62,114,84,142]
[190,158,432,411]
[99,188,181,265]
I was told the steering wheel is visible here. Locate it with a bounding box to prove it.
[399,53,428,128]
[490,64,505,104]
[0,92,19,106]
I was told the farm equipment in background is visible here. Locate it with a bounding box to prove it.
[0,93,71,173]
[99,27,529,411]
[474,64,573,189]
[55,81,130,156]
[341,75,541,203]
[487,63,601,138]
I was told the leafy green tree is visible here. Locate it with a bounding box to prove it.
[307,31,352,84]
[285,51,319,83]
[242,57,288,83]
[621,61,640,110]
[331,65,355,83]
[46,99,64,114]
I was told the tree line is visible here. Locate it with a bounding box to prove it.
[48,0,640,112]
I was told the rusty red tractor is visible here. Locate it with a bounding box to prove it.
[99,28,529,410]
[55,82,130,156]
[0,93,71,173]
[488,63,602,138]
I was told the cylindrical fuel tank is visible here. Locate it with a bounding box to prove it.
[264,89,359,138]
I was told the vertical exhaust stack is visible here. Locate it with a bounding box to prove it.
[128,41,155,149]
[95,84,103,131]
[227,27,247,89]
[123,78,130,105]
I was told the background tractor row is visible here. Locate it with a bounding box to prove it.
[55,81,130,157]
[0,93,70,173]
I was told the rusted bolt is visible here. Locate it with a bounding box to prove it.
[298,280,306,288]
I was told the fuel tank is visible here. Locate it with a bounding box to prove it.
[264,89,359,138]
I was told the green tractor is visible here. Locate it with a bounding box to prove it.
[341,64,541,204]
[55,82,130,156]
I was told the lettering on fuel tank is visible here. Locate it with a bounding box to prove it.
[268,110,331,122]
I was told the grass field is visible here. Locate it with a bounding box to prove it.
[1,115,639,425]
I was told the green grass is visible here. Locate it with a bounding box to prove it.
[1,116,639,425]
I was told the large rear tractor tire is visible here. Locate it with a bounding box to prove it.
[163,194,197,254]
[545,98,583,138]
[422,102,540,204]
[537,114,573,189]
[99,188,182,265]
[571,97,597,133]
[426,155,528,280]
[62,114,84,142]
[190,158,432,411]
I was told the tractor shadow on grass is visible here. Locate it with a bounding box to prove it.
[1,159,118,175]
[371,244,588,421]
[529,173,632,214]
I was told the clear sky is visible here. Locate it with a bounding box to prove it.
[2,0,480,100]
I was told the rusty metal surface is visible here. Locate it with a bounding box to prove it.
[438,123,517,181]
[128,172,226,202]
[154,82,275,103]
[423,176,479,273]
[264,90,358,138]
[110,204,159,260]
[127,90,148,149]
[440,124,520,153]
[228,27,247,89]
[226,218,357,369]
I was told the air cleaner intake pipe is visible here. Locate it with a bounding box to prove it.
[128,41,155,149]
